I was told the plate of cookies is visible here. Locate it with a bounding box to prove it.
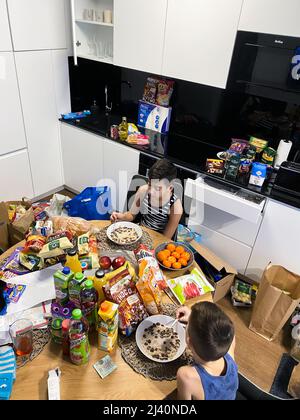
[136,315,186,363]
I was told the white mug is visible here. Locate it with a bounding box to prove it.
[103,10,112,24]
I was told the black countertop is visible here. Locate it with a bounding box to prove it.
[60,114,300,211]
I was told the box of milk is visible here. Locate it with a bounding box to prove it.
[138,100,172,134]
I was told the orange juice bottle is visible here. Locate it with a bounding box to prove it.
[65,249,82,273]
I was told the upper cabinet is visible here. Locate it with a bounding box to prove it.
[162,0,243,89]
[114,0,168,74]
[239,0,300,38]
[7,0,67,51]
[0,0,12,51]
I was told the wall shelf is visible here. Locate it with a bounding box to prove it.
[75,19,113,28]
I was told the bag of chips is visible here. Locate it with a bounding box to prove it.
[142,77,159,104]
[39,237,73,259]
[24,234,46,253]
[156,79,174,107]
[231,278,252,307]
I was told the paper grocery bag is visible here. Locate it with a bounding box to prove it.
[0,203,9,252]
[249,265,300,341]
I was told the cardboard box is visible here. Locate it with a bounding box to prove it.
[189,240,237,303]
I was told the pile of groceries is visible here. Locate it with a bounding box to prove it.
[206,136,280,187]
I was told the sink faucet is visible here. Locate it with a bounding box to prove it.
[105,85,112,115]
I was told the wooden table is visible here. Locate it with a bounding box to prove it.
[2,222,299,399]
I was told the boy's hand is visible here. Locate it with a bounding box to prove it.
[176,306,191,324]
[110,212,124,223]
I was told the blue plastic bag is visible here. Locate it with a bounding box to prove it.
[63,187,112,221]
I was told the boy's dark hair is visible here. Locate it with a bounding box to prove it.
[188,302,235,362]
[148,159,177,183]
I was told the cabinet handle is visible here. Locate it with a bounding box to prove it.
[76,41,81,47]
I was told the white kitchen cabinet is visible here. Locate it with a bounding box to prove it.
[15,51,64,197]
[102,138,140,212]
[114,0,168,74]
[0,150,34,201]
[7,0,67,51]
[246,200,300,281]
[61,123,103,192]
[51,50,71,116]
[0,0,12,51]
[162,0,243,89]
[0,52,27,156]
[239,0,300,38]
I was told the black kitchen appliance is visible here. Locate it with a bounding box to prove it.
[228,31,300,103]
[273,161,300,197]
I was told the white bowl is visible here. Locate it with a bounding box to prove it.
[136,315,186,363]
[107,222,143,246]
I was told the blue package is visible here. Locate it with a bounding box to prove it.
[0,374,14,400]
[138,101,172,134]
[249,162,267,187]
[61,110,91,120]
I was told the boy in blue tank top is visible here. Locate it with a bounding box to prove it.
[176,302,238,400]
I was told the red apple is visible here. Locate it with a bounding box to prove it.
[99,256,112,270]
[112,256,126,270]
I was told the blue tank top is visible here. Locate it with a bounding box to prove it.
[194,354,239,400]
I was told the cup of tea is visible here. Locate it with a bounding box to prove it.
[10,319,33,357]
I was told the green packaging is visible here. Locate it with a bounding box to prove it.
[54,267,74,304]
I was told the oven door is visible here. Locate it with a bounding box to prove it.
[228,31,300,96]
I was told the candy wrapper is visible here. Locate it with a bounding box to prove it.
[24,234,47,253]
[0,248,30,276]
[19,251,44,271]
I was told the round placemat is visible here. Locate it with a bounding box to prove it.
[96,226,153,252]
[16,326,51,369]
[118,303,194,381]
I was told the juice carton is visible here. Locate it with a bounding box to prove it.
[53,267,74,304]
[68,272,85,308]
[98,301,119,352]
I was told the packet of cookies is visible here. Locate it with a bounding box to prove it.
[135,245,167,292]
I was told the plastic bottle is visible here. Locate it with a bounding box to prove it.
[68,272,86,308]
[62,319,71,356]
[69,309,90,365]
[51,318,63,345]
[65,249,82,274]
[80,280,98,329]
[93,269,107,304]
[53,267,74,305]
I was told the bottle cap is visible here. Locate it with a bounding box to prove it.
[62,267,71,275]
[74,272,84,281]
[52,318,62,330]
[81,262,88,271]
[95,269,105,279]
[72,309,82,320]
[84,280,94,289]
[67,249,77,257]
[62,319,70,331]
[100,302,110,312]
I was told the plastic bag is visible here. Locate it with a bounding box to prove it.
[51,216,91,236]
[63,187,112,221]
[46,194,71,218]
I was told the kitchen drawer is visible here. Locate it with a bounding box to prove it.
[185,177,266,224]
[188,221,252,274]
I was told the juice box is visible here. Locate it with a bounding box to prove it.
[54,267,74,304]
[98,301,119,352]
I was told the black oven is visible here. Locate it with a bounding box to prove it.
[228,31,300,103]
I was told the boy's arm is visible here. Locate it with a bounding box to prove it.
[111,186,146,223]
[163,199,183,239]
[177,367,205,401]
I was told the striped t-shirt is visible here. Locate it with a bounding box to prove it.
[140,192,178,233]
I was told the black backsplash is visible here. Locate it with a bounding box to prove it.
[68,57,300,156]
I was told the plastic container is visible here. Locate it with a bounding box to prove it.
[62,319,71,356]
[94,269,107,304]
[69,309,90,365]
[68,272,86,308]
[51,318,63,345]
[53,267,74,304]
[80,280,98,328]
[98,301,119,352]
[65,249,82,274]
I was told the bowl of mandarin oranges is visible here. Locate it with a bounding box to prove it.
[155,242,194,271]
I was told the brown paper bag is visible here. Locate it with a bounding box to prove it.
[249,265,300,341]
[0,200,33,247]
[0,203,9,252]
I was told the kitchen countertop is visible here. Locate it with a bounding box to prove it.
[60,114,300,210]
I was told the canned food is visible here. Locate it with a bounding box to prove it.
[110,125,119,140]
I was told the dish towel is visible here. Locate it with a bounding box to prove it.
[0,346,16,400]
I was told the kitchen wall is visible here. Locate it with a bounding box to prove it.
[0,0,72,202]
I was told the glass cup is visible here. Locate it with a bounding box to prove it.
[10,319,33,357]
[103,10,113,24]
[95,10,103,22]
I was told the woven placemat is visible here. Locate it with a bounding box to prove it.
[16,326,51,369]
[118,303,194,381]
[96,226,153,252]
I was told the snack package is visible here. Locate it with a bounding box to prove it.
[79,254,100,270]
[135,245,166,291]
[206,159,225,175]
[32,202,50,221]
[249,136,268,154]
[156,79,174,107]
[249,162,267,187]
[35,220,53,237]
[24,234,47,253]
[0,248,30,276]
[5,283,26,304]
[19,251,43,271]
[119,294,148,336]
[239,159,252,175]
[142,77,159,104]
[47,230,73,243]
[39,237,73,259]
[51,216,91,237]
[77,232,90,256]
[229,139,249,154]
[231,279,252,307]
[104,269,136,304]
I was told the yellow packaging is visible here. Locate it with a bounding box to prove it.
[98,301,119,352]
